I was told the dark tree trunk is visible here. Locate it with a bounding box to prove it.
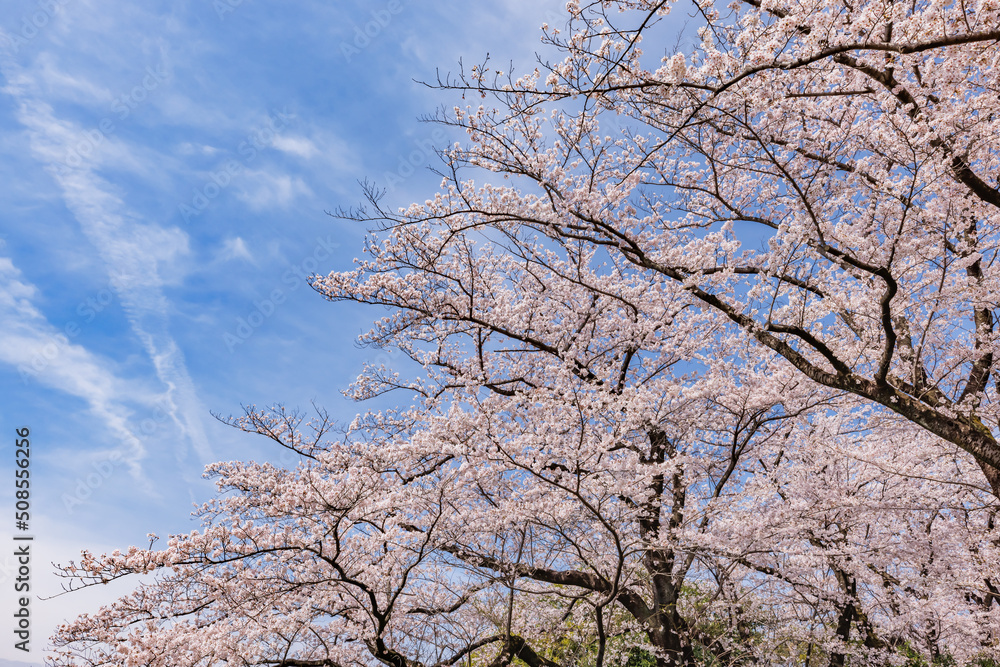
[643,429,697,667]
[829,570,858,667]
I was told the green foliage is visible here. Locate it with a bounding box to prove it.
[679,584,763,666]
[893,641,1000,667]
[624,647,658,667]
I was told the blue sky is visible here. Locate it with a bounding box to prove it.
[0,1,569,661]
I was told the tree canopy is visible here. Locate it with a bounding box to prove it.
[51,1,1000,665]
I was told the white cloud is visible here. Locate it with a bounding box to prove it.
[272,134,319,159]
[177,142,221,156]
[237,170,313,210]
[32,51,113,104]
[220,236,255,264]
[0,257,147,477]
[1,56,214,466]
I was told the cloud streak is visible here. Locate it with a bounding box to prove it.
[0,255,147,477]
[1,55,214,467]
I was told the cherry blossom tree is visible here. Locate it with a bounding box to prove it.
[53,258,825,666]
[705,408,1000,665]
[422,0,1000,494]
[50,0,1000,665]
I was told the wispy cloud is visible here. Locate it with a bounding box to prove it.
[0,3,572,663]
[236,169,313,210]
[272,135,319,159]
[0,255,147,477]
[0,55,214,466]
[219,236,255,264]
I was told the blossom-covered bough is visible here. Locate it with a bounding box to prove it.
[422,0,1000,493]
[51,0,1000,665]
